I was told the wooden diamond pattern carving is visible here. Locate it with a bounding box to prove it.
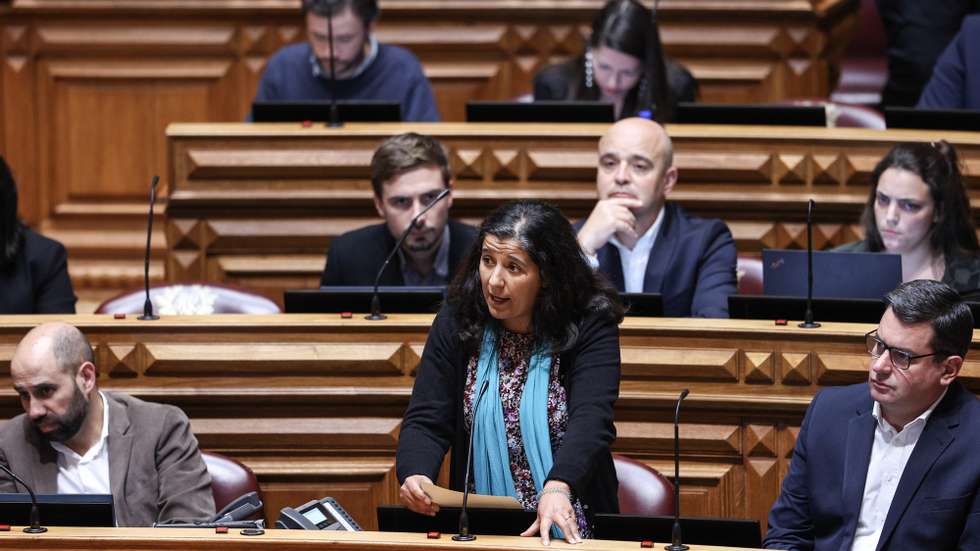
[102,344,140,378]
[276,26,301,47]
[621,347,738,382]
[404,344,424,377]
[745,458,780,532]
[814,352,868,385]
[4,26,29,53]
[774,154,807,185]
[169,250,204,280]
[766,28,796,57]
[242,26,268,54]
[451,148,485,180]
[812,154,843,186]
[745,424,777,457]
[168,219,202,250]
[743,351,774,384]
[781,426,800,459]
[144,343,405,376]
[488,149,523,180]
[780,352,811,385]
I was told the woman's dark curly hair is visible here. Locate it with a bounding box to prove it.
[860,141,978,258]
[0,155,24,271]
[447,200,623,354]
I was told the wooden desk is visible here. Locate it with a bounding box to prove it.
[164,122,980,303]
[0,0,856,302]
[0,315,977,532]
[0,526,761,551]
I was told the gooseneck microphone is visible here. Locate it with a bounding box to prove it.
[453,379,490,542]
[799,199,820,328]
[0,463,47,533]
[665,389,689,551]
[366,188,451,320]
[138,175,160,321]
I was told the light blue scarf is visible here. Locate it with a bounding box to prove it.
[471,325,556,505]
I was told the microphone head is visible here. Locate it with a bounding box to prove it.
[150,175,159,190]
[679,388,689,400]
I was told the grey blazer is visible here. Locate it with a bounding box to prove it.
[0,391,214,526]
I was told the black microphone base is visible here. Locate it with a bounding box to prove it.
[452,533,476,541]
[364,313,387,321]
[23,526,47,533]
[664,544,688,551]
[138,314,160,321]
[798,321,821,328]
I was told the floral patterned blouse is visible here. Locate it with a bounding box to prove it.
[462,328,591,537]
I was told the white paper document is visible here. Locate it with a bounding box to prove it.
[421,482,523,510]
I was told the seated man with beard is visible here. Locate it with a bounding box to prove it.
[0,322,214,526]
[321,133,477,286]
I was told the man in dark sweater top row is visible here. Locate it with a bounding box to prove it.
[254,0,440,122]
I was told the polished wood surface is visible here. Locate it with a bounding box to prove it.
[165,122,980,303]
[0,315,977,531]
[0,526,761,551]
[0,0,856,307]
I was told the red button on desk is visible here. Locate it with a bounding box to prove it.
[427,531,441,539]
[0,525,10,531]
[215,526,228,534]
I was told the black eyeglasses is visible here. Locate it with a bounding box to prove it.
[864,330,938,370]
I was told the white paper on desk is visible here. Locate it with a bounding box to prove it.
[421,482,523,509]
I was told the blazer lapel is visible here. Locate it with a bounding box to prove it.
[874,388,959,551]
[23,418,59,494]
[596,245,625,291]
[840,405,875,548]
[106,394,134,517]
[642,205,676,293]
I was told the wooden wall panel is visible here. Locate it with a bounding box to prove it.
[0,314,976,532]
[0,0,857,310]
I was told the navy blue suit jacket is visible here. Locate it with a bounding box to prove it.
[320,220,477,286]
[918,15,980,110]
[580,203,736,317]
[765,382,980,551]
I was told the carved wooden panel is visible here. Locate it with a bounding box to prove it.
[1,314,975,531]
[165,123,980,302]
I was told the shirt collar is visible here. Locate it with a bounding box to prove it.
[309,35,379,81]
[397,224,451,285]
[872,386,948,435]
[50,391,109,462]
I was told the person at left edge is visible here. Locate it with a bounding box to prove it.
[321,133,477,286]
[0,322,215,526]
[252,0,440,122]
[397,200,624,545]
[0,155,76,314]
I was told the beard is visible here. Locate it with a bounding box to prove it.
[32,384,89,443]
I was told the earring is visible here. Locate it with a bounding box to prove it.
[584,48,594,89]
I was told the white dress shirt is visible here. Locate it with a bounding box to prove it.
[850,389,948,551]
[50,391,111,496]
[608,211,665,293]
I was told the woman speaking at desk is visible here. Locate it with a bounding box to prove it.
[839,141,980,294]
[396,201,624,544]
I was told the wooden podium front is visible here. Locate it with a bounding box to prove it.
[0,526,761,551]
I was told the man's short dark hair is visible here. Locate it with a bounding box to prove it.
[370,133,452,197]
[51,324,96,376]
[302,0,379,24]
[884,279,973,359]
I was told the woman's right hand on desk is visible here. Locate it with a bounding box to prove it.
[400,474,440,516]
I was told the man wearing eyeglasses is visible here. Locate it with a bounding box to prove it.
[765,279,979,551]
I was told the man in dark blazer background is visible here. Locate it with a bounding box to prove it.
[576,117,736,317]
[0,322,214,526]
[321,132,476,286]
[765,279,979,550]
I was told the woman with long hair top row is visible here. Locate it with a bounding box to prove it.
[839,141,980,295]
[0,155,76,314]
[396,201,624,544]
[533,0,698,122]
